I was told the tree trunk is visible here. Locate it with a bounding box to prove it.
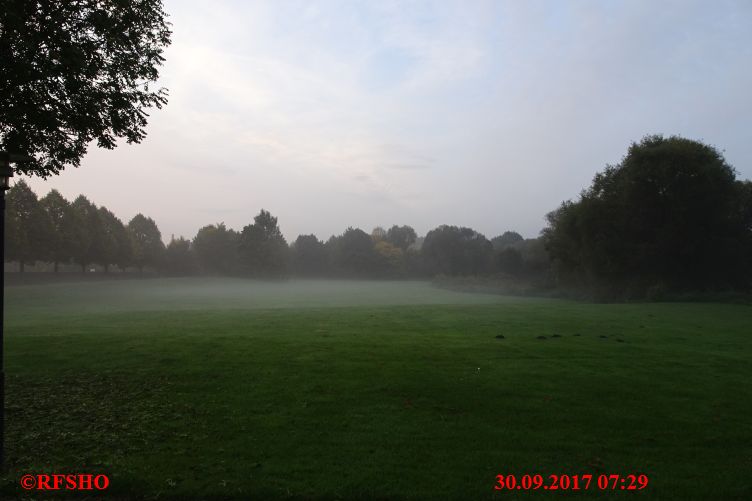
[81,263,86,274]
[54,261,59,273]
[19,260,24,273]
[104,263,109,273]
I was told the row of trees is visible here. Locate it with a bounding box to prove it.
[182,217,546,279]
[4,180,546,279]
[3,5,749,298]
[12,134,747,298]
[6,181,163,273]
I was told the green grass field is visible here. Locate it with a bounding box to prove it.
[1,278,751,500]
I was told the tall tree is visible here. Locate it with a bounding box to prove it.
[98,206,129,272]
[374,240,404,275]
[164,236,197,275]
[238,209,289,276]
[386,225,417,251]
[739,180,752,279]
[422,225,492,276]
[127,214,164,272]
[491,231,524,250]
[70,195,101,272]
[114,221,134,272]
[508,237,551,276]
[291,234,328,276]
[329,227,380,277]
[0,0,171,177]
[543,135,750,294]
[5,180,53,271]
[495,247,524,276]
[39,189,77,272]
[371,226,387,242]
[739,180,752,231]
[192,223,239,275]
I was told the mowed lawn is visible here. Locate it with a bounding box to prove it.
[1,278,751,500]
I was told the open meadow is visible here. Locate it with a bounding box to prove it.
[1,278,751,500]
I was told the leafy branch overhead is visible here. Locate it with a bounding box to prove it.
[0,0,172,177]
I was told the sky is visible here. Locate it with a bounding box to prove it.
[23,0,752,243]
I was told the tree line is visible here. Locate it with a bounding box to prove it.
[6,135,751,299]
[2,4,750,298]
[4,180,546,279]
[6,182,164,273]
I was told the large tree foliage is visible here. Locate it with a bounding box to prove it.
[127,213,164,272]
[0,0,171,177]
[238,209,289,276]
[737,180,752,233]
[192,223,239,275]
[508,238,550,276]
[422,225,492,276]
[328,227,381,277]
[5,179,52,271]
[39,189,77,271]
[374,239,404,275]
[386,225,417,251]
[491,231,523,250]
[98,205,129,272]
[370,226,387,242]
[291,234,328,276]
[164,236,196,275]
[495,247,524,276]
[69,195,99,271]
[543,135,751,294]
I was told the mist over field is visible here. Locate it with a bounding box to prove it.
[2,1,752,499]
[5,278,507,317]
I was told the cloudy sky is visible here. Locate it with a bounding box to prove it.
[23,0,752,243]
